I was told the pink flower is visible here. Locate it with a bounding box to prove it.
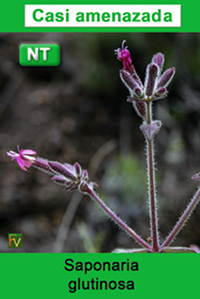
[7,148,36,171]
[7,147,97,193]
[115,40,134,74]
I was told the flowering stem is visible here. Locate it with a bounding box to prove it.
[146,101,160,252]
[86,186,151,250]
[161,187,200,248]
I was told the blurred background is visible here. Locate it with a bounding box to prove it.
[0,33,199,252]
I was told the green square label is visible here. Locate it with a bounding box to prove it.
[19,44,60,66]
[8,233,23,248]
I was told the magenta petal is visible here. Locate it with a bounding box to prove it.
[24,160,32,168]
[17,157,27,171]
[21,149,36,155]
[7,151,19,160]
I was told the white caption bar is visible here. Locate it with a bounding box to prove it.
[25,5,181,28]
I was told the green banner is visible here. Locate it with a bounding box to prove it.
[0,0,199,32]
[1,253,199,298]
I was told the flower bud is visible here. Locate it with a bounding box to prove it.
[51,175,68,185]
[74,162,82,180]
[82,170,89,181]
[157,67,175,89]
[151,52,165,72]
[48,161,76,180]
[145,63,159,97]
[154,87,168,100]
[132,72,143,88]
[120,70,141,94]
[127,96,142,103]
[155,87,167,96]
[33,157,54,175]
[79,181,89,193]
[132,101,146,118]
[134,87,143,98]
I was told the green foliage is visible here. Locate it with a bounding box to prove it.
[102,154,147,202]
[165,132,185,164]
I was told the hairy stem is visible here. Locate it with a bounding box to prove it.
[87,186,151,250]
[146,101,159,252]
[161,188,200,248]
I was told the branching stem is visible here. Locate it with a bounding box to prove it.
[161,188,200,248]
[87,186,151,250]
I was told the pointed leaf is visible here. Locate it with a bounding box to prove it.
[140,120,162,140]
